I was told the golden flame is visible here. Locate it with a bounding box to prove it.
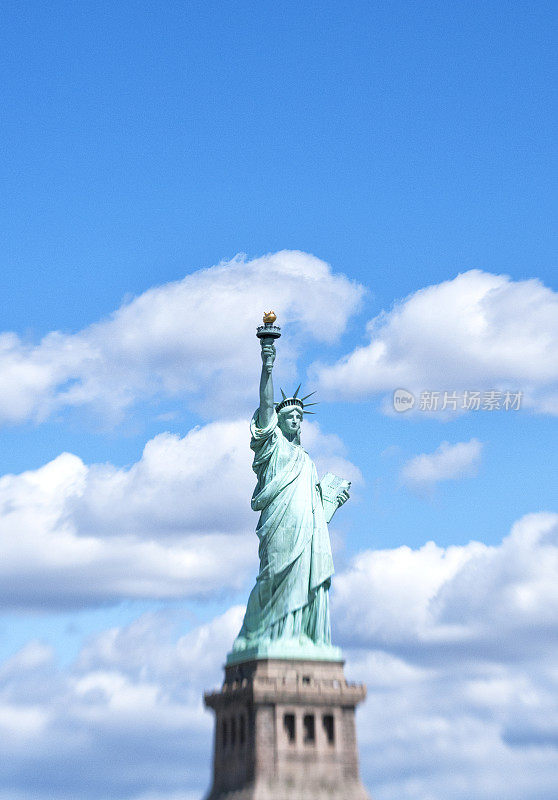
[263,311,277,324]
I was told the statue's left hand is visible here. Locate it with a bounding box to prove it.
[336,488,350,508]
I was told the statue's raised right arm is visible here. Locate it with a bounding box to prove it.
[258,341,276,427]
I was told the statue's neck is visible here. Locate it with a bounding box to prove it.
[283,430,301,445]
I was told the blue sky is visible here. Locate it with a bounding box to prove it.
[1,3,557,799]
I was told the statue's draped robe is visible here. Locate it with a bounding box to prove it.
[234,410,334,649]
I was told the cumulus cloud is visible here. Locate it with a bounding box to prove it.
[1,513,557,800]
[0,607,243,800]
[0,423,254,609]
[335,511,558,799]
[0,251,363,425]
[313,270,558,414]
[334,511,558,657]
[401,438,483,493]
[0,417,357,610]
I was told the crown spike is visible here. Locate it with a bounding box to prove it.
[300,391,316,401]
[304,410,316,414]
[303,402,319,407]
[280,388,287,400]
[293,384,301,398]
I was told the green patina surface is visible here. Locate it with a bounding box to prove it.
[227,322,350,665]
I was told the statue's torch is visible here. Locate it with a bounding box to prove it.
[256,311,281,367]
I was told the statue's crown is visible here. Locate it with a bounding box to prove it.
[275,385,318,415]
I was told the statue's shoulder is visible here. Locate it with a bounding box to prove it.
[250,408,279,446]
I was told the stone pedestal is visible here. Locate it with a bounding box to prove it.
[203,658,371,800]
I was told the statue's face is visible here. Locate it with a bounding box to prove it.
[278,408,303,437]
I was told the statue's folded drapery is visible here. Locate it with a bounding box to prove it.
[233,409,334,650]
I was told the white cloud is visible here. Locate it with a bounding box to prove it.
[313,270,558,414]
[334,511,558,656]
[0,416,357,610]
[1,513,558,800]
[0,420,256,610]
[335,512,558,799]
[0,251,363,425]
[401,438,483,492]
[333,539,479,644]
[0,607,242,799]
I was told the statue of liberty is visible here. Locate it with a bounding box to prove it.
[229,313,350,663]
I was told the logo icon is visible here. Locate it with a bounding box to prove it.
[393,388,415,412]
